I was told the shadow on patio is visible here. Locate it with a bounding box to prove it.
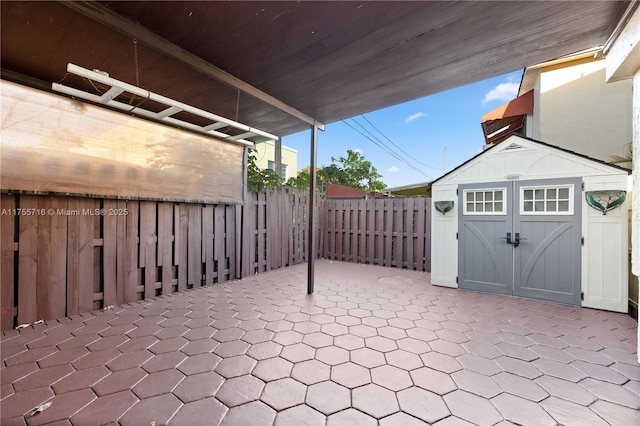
[1,260,638,425]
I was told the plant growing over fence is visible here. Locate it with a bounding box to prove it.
[282,149,387,194]
[247,148,282,192]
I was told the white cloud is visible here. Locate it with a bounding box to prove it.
[482,81,519,104]
[405,112,427,123]
[353,148,363,154]
[387,166,400,173]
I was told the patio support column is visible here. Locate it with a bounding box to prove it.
[307,123,319,294]
[275,137,283,181]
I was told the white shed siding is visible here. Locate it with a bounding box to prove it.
[582,174,630,312]
[431,135,629,312]
[431,184,458,288]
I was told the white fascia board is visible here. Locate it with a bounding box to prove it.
[606,7,640,82]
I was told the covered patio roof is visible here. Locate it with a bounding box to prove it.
[1,1,628,140]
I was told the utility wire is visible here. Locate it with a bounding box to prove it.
[341,118,432,179]
[360,114,442,171]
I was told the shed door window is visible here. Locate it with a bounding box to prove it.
[464,188,506,214]
[521,185,574,215]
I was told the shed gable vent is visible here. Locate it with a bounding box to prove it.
[501,142,525,151]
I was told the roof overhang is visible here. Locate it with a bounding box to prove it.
[481,90,534,145]
[482,90,534,123]
[1,1,628,140]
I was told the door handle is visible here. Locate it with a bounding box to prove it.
[501,232,512,245]
[513,232,527,247]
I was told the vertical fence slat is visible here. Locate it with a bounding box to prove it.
[234,204,242,278]
[1,195,16,328]
[424,198,432,272]
[257,192,266,273]
[405,198,414,270]
[66,198,80,315]
[283,191,288,265]
[415,197,426,271]
[317,194,325,260]
[241,193,253,277]
[115,200,127,305]
[203,205,214,285]
[374,200,383,265]
[266,191,275,271]
[358,199,366,264]
[36,197,52,321]
[351,200,358,262]
[159,203,174,295]
[337,200,344,261]
[366,198,374,264]
[393,200,403,268]
[126,201,140,301]
[215,205,227,283]
[17,195,38,324]
[188,204,202,287]
[141,202,157,298]
[226,204,235,280]
[344,200,352,262]
[103,199,117,307]
[176,204,188,291]
[78,198,96,313]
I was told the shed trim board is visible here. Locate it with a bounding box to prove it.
[431,135,629,312]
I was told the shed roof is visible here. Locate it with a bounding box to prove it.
[431,135,631,186]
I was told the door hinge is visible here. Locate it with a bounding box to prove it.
[581,291,584,301]
[581,182,585,190]
[456,276,459,283]
[581,236,584,246]
[456,232,458,240]
[456,188,459,195]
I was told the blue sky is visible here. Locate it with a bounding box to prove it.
[282,71,522,188]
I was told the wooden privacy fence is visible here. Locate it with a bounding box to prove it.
[320,197,431,271]
[1,195,241,329]
[242,189,313,275]
[1,191,431,330]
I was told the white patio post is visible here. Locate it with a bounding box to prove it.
[605,4,640,362]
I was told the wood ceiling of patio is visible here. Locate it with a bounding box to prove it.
[0,1,627,138]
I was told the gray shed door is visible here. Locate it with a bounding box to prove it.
[458,178,582,305]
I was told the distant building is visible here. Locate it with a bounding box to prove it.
[324,182,388,199]
[252,140,298,181]
[482,49,632,165]
[384,181,432,197]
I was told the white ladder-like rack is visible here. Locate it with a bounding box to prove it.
[52,63,279,146]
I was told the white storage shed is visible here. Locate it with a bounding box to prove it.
[431,135,630,313]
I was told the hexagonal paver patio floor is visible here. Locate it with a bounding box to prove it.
[2,260,638,425]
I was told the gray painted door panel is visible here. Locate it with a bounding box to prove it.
[458,182,512,296]
[458,178,581,306]
[513,178,582,305]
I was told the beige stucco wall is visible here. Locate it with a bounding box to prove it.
[252,140,298,181]
[534,59,632,163]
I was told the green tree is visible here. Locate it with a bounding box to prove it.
[246,149,281,192]
[285,169,310,190]
[287,150,386,193]
[329,150,386,192]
